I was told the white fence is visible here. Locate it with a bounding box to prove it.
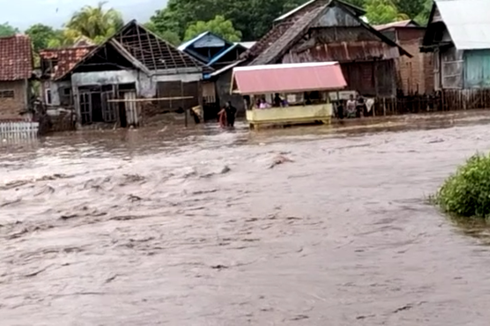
[0,121,39,141]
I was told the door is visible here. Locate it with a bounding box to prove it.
[101,91,117,122]
[80,92,92,124]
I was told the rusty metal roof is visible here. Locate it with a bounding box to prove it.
[0,35,33,81]
[283,41,401,63]
[232,62,346,94]
[244,0,411,65]
[39,46,95,80]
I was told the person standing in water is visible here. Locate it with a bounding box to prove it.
[225,101,237,128]
[218,106,227,128]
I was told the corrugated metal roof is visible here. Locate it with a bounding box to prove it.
[436,0,490,50]
[374,20,419,31]
[178,32,210,51]
[231,62,346,94]
[236,41,256,49]
[274,0,316,22]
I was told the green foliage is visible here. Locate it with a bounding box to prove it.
[149,0,306,41]
[364,0,399,24]
[184,15,242,42]
[414,0,433,26]
[25,24,59,52]
[0,22,19,37]
[144,21,181,46]
[65,1,124,44]
[434,153,490,218]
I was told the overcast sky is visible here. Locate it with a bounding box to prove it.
[0,0,167,31]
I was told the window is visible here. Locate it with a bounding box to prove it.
[0,90,14,98]
[45,89,52,104]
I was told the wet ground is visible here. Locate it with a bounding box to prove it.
[2,111,490,325]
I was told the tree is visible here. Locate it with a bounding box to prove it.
[149,0,306,41]
[184,15,242,42]
[25,24,59,51]
[65,1,124,44]
[0,22,19,37]
[144,21,181,46]
[365,0,401,25]
[414,0,433,26]
[394,0,425,21]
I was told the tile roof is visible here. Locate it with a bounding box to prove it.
[0,35,33,81]
[39,46,95,80]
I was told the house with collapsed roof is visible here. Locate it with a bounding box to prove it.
[40,20,206,127]
[376,20,434,96]
[421,0,490,93]
[40,45,95,107]
[242,0,411,99]
[0,35,34,119]
[178,32,254,118]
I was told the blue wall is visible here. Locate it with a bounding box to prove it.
[464,49,490,88]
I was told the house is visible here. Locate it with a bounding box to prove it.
[242,0,411,99]
[376,20,434,95]
[0,35,34,119]
[178,32,254,118]
[41,20,206,127]
[421,0,490,92]
[40,45,95,107]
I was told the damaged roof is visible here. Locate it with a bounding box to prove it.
[244,0,410,65]
[39,46,95,80]
[59,20,207,80]
[0,35,33,81]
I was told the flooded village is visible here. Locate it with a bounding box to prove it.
[3,0,490,325]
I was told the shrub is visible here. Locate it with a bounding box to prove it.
[434,153,490,218]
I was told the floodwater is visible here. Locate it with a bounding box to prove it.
[2,111,490,325]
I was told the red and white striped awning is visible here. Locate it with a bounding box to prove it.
[231,62,347,95]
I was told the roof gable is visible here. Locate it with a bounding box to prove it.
[0,35,33,81]
[59,20,205,80]
[179,32,231,51]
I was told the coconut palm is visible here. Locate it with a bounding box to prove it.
[65,1,124,44]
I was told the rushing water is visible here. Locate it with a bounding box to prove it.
[2,112,490,325]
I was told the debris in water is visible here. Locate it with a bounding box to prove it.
[60,214,79,220]
[269,155,294,169]
[129,194,142,202]
[211,264,228,270]
[291,315,309,321]
[221,165,231,174]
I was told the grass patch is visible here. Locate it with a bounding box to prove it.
[433,153,490,220]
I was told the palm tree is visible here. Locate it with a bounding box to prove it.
[65,1,124,44]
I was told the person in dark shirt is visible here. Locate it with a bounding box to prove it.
[225,101,237,128]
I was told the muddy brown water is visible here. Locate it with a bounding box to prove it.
[2,111,490,325]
